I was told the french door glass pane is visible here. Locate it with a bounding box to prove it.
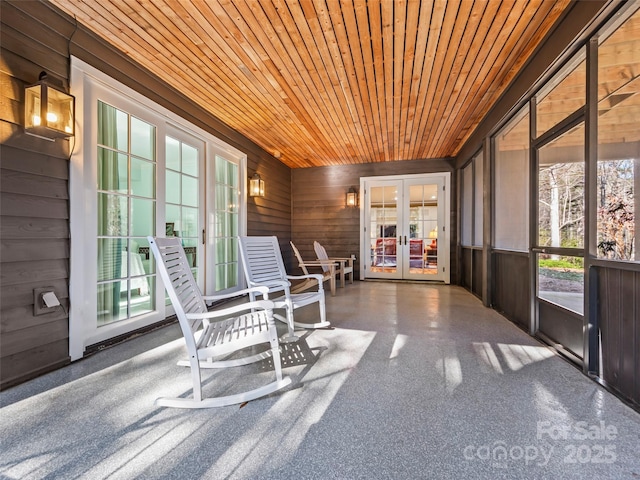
[98,149,127,192]
[131,117,155,160]
[408,184,438,275]
[182,176,198,206]
[538,124,585,249]
[97,101,156,327]
[131,158,155,198]
[165,137,180,170]
[370,185,398,273]
[165,136,200,280]
[165,170,180,204]
[182,144,198,176]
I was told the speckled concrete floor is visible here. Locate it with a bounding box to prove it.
[1,282,639,479]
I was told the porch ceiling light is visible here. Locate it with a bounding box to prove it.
[249,173,265,197]
[24,71,75,140]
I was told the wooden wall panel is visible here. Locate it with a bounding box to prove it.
[492,251,530,331]
[460,247,472,291]
[460,247,484,299]
[291,158,455,282]
[472,248,483,298]
[599,266,640,409]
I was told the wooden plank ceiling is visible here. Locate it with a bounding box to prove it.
[51,0,572,168]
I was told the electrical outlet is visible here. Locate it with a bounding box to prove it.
[33,287,58,316]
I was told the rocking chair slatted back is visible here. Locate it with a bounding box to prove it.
[152,236,207,337]
[240,236,288,288]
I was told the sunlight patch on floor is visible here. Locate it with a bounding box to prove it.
[207,327,376,479]
[390,334,409,359]
[472,342,505,374]
[497,343,555,371]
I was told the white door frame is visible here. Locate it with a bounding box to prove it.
[359,172,451,283]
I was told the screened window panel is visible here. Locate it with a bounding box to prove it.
[596,7,639,262]
[473,152,484,247]
[461,163,473,246]
[494,107,530,252]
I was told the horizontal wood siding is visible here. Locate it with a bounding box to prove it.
[247,157,292,268]
[598,266,640,409]
[291,158,455,282]
[0,0,76,389]
[492,250,530,331]
[0,0,291,388]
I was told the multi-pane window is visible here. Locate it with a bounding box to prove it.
[214,155,240,291]
[96,101,156,325]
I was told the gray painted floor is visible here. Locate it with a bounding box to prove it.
[1,282,639,479]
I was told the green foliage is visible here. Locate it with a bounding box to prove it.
[538,257,583,269]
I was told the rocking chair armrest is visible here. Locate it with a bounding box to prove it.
[298,261,333,267]
[202,286,270,303]
[185,298,275,321]
[286,273,324,282]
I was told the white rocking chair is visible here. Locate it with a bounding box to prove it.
[290,241,337,296]
[313,241,355,289]
[238,236,330,340]
[148,236,291,409]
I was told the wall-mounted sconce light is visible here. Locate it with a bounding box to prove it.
[249,173,265,197]
[346,186,358,207]
[24,71,75,140]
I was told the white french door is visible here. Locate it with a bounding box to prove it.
[361,173,450,283]
[70,57,246,360]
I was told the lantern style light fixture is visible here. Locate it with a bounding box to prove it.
[249,173,265,197]
[346,186,358,207]
[24,71,75,140]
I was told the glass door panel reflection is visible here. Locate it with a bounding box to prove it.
[405,183,439,278]
[369,184,399,276]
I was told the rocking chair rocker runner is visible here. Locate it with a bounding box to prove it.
[148,236,291,409]
[238,236,330,340]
